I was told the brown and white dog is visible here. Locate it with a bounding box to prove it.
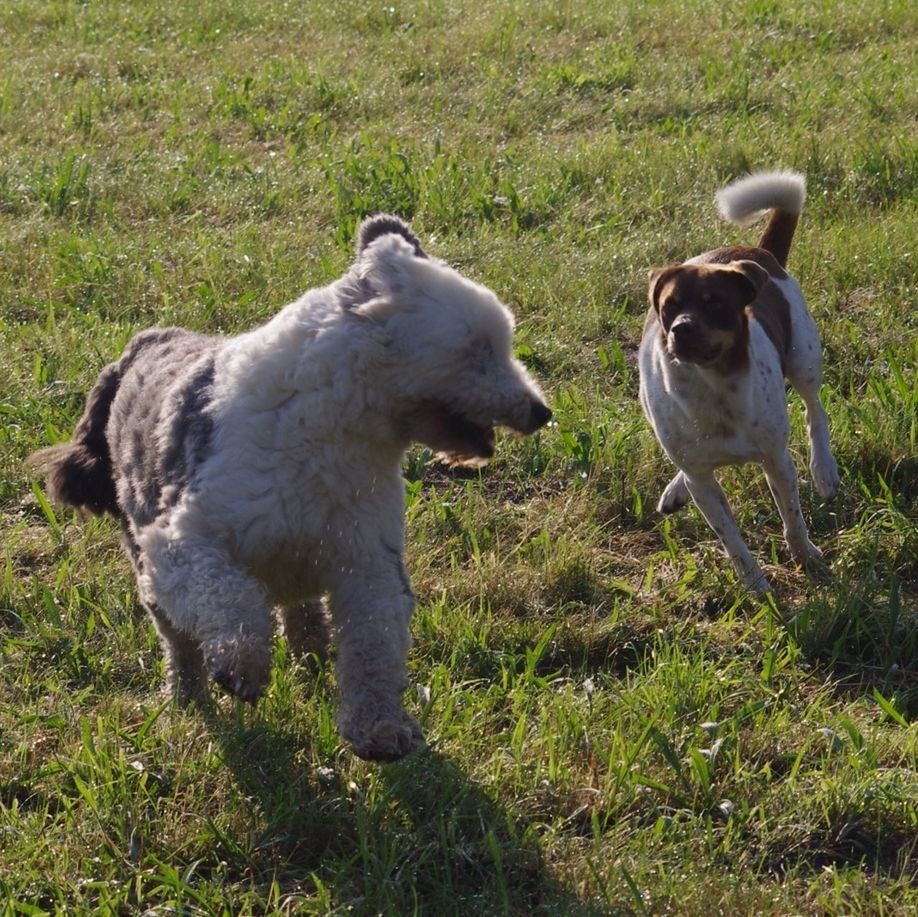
[638,171,839,594]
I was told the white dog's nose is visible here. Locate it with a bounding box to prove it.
[528,399,552,431]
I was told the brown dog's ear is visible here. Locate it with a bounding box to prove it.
[726,259,770,301]
[647,266,671,311]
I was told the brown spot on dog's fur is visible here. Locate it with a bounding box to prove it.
[699,246,787,279]
[749,282,791,371]
[757,209,800,269]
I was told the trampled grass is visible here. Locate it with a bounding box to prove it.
[1,0,916,913]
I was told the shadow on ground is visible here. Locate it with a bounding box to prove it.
[205,710,604,915]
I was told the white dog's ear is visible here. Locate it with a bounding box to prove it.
[354,233,420,321]
[356,214,427,259]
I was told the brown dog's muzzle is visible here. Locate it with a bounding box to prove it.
[667,316,720,364]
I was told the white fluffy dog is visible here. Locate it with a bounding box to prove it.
[31,216,551,761]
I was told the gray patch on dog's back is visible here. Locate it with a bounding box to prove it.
[107,328,220,527]
[157,356,216,514]
[356,214,427,259]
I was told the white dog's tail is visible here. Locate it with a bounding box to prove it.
[27,362,122,517]
[716,170,805,268]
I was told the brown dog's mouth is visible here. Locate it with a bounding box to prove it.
[666,333,722,366]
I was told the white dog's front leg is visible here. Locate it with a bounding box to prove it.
[328,563,423,762]
[683,472,771,595]
[763,451,824,568]
[137,527,275,703]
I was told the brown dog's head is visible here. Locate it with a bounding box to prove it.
[647,260,769,368]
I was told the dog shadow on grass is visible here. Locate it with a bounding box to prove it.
[205,703,600,914]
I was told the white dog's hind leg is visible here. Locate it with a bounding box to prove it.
[136,527,275,703]
[763,450,825,568]
[148,604,208,706]
[683,471,772,595]
[328,561,423,762]
[658,470,690,514]
[123,525,207,705]
[278,599,331,661]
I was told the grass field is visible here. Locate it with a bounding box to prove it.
[1,0,916,913]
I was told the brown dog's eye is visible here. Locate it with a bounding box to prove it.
[705,301,738,328]
[659,302,679,330]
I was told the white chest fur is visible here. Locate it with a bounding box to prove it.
[639,322,789,473]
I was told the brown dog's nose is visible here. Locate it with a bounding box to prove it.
[529,400,552,430]
[671,318,697,343]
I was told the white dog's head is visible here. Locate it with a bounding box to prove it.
[344,215,551,466]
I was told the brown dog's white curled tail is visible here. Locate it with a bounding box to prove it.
[716,170,805,268]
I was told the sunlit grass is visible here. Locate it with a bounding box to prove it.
[1,0,916,913]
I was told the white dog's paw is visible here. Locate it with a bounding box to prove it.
[342,710,425,763]
[811,453,840,500]
[206,638,272,704]
[657,472,690,515]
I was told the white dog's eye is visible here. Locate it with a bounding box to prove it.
[471,340,495,374]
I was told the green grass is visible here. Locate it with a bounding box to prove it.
[1,0,916,913]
